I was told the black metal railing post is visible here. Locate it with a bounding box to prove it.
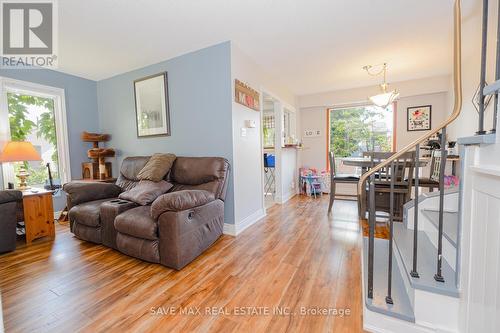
[477,0,489,135]
[492,0,500,133]
[368,175,376,299]
[386,162,395,305]
[411,145,420,278]
[435,127,448,283]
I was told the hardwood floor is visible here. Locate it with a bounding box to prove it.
[0,195,365,333]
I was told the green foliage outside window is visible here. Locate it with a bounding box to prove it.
[7,93,58,186]
[329,107,392,159]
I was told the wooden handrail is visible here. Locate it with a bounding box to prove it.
[357,0,463,198]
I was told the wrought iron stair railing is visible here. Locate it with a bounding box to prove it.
[358,0,464,302]
[478,0,500,134]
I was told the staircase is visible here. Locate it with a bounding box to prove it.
[358,0,500,331]
[362,191,461,332]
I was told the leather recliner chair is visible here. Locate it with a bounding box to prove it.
[0,190,23,253]
[63,156,230,270]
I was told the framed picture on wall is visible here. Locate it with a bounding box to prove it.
[407,105,431,131]
[134,72,171,137]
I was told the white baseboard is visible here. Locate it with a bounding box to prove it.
[223,208,266,236]
[280,191,297,204]
[364,307,435,333]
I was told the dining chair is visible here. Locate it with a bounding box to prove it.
[362,151,415,221]
[415,149,441,192]
[328,151,360,213]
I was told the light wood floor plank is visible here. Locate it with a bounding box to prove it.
[0,195,364,332]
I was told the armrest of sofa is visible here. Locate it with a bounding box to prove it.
[156,198,224,270]
[151,190,215,219]
[63,182,122,207]
[0,190,22,205]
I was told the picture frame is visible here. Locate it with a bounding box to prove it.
[407,105,431,131]
[235,79,260,111]
[134,72,170,137]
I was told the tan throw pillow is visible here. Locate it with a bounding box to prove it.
[119,180,173,205]
[137,153,176,182]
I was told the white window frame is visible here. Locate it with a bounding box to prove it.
[0,77,71,188]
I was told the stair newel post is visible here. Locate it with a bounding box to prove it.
[477,0,489,135]
[410,144,420,278]
[368,174,376,299]
[385,162,395,305]
[492,0,500,134]
[435,127,448,283]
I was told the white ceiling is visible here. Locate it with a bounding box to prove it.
[58,0,476,96]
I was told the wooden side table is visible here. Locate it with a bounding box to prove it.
[22,189,55,245]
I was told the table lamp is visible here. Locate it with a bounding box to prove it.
[0,141,42,190]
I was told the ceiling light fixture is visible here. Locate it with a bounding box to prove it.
[363,63,399,109]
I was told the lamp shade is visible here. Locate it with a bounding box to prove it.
[0,141,42,162]
[369,90,400,109]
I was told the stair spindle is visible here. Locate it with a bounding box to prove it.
[411,145,420,278]
[386,162,395,304]
[434,127,447,282]
[492,0,500,133]
[368,174,376,299]
[477,0,489,135]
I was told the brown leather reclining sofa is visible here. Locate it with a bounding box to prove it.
[63,156,230,270]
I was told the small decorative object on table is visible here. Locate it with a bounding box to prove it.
[81,131,115,180]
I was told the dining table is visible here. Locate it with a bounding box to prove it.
[340,156,429,221]
[340,156,428,169]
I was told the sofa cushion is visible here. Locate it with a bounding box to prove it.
[116,233,160,263]
[170,157,227,186]
[137,153,176,182]
[170,157,230,200]
[118,180,173,205]
[0,190,22,205]
[114,206,158,240]
[151,190,215,219]
[116,156,150,191]
[63,182,122,206]
[68,198,112,227]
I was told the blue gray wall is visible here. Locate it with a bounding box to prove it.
[0,68,99,211]
[97,42,235,224]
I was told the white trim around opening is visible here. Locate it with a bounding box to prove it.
[0,77,71,188]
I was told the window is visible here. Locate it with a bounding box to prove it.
[263,113,275,148]
[328,104,394,173]
[0,78,70,188]
[282,108,296,146]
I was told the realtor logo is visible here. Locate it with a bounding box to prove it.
[0,0,58,68]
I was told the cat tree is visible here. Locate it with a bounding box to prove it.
[81,131,115,180]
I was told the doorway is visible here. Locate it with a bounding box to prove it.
[262,93,279,209]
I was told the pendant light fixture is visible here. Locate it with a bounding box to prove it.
[363,63,399,109]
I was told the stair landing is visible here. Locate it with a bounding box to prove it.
[393,223,459,297]
[363,237,415,322]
